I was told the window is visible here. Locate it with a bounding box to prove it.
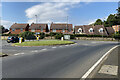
[12,29,15,31]
[89,28,94,33]
[68,29,71,32]
[53,29,56,32]
[62,29,65,32]
[99,28,104,33]
[31,29,35,32]
[21,29,23,32]
[41,28,43,32]
[78,28,82,33]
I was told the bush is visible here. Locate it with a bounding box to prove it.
[40,32,45,39]
[55,33,63,39]
[113,33,120,40]
[19,31,36,40]
[45,34,50,37]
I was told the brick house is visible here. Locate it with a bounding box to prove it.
[50,23,73,34]
[74,25,109,36]
[10,23,29,34]
[29,23,49,33]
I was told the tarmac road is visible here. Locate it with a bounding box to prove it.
[1,40,119,78]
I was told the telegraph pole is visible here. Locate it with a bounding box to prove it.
[66,16,68,33]
[35,15,37,23]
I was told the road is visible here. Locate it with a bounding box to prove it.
[1,40,119,78]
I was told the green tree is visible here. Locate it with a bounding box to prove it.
[94,19,103,25]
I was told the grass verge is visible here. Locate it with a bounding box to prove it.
[13,40,75,46]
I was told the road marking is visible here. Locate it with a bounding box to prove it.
[31,50,38,52]
[41,48,47,51]
[81,45,119,79]
[14,53,25,55]
[59,46,63,47]
[52,47,57,48]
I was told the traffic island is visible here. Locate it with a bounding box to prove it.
[0,53,8,57]
[12,40,75,46]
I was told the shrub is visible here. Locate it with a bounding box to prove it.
[55,33,63,39]
[19,31,36,40]
[113,33,120,40]
[40,32,45,39]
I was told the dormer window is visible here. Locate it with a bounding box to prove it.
[89,28,94,33]
[78,28,83,33]
[99,28,104,33]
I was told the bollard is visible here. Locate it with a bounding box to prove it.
[61,37,64,41]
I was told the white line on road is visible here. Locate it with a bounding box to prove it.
[81,45,119,80]
[14,53,25,55]
[52,47,57,48]
[41,48,47,51]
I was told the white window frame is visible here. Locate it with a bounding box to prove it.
[21,28,23,32]
[53,29,56,32]
[89,28,94,33]
[31,29,35,32]
[41,28,43,32]
[99,28,104,33]
[62,29,65,32]
[78,28,82,33]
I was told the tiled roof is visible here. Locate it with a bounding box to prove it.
[29,23,48,29]
[105,27,115,36]
[50,23,73,30]
[75,25,108,36]
[10,23,29,29]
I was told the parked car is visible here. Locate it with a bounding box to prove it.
[7,36,19,43]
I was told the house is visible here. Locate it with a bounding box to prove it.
[112,25,120,33]
[74,25,108,36]
[50,23,73,34]
[105,27,115,36]
[10,23,29,34]
[29,23,49,33]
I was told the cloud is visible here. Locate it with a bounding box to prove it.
[2,0,120,2]
[1,20,14,29]
[25,2,79,24]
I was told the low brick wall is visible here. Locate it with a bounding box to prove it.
[75,37,115,41]
[44,37,55,39]
[1,36,9,40]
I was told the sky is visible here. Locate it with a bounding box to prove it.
[1,1,119,29]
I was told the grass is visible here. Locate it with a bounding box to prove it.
[13,40,75,46]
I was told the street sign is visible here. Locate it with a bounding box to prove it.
[64,35,70,40]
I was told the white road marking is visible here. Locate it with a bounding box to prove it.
[59,46,63,47]
[52,47,57,48]
[41,48,47,51]
[14,53,25,55]
[81,45,119,79]
[31,50,38,52]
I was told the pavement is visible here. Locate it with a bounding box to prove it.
[1,40,120,79]
[89,45,120,80]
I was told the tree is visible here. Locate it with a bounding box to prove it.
[94,19,103,25]
[0,25,9,33]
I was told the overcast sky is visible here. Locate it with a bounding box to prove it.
[1,0,119,29]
